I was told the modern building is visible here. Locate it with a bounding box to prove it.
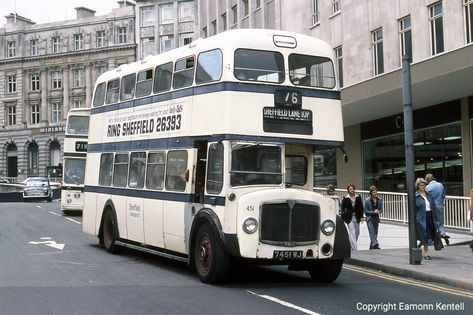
[196,0,473,196]
[0,1,136,180]
[135,0,195,59]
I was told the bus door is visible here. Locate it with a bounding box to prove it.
[163,150,190,253]
[193,140,208,204]
[125,152,146,244]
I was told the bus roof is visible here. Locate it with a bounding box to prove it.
[96,29,334,84]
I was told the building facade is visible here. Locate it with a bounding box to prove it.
[196,0,473,196]
[135,0,195,59]
[0,1,136,180]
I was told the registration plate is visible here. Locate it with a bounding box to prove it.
[273,250,303,259]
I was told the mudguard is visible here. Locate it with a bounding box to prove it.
[332,215,351,259]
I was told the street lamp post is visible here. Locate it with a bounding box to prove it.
[402,55,422,265]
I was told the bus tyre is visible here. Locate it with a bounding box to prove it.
[308,258,343,283]
[102,209,119,254]
[194,224,229,284]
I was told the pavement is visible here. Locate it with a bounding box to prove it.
[347,221,473,291]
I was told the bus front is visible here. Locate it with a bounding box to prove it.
[61,109,90,214]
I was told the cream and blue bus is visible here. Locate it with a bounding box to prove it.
[61,107,90,214]
[83,29,350,284]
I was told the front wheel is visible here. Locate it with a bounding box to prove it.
[308,259,343,282]
[101,209,119,254]
[194,224,229,284]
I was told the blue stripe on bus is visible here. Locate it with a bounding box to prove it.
[87,134,344,152]
[84,185,226,206]
[91,82,341,115]
[65,134,88,139]
[63,152,87,157]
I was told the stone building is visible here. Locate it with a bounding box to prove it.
[0,1,136,180]
[196,0,473,196]
[135,0,195,59]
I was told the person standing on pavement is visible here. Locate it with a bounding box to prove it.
[341,184,364,250]
[326,184,341,213]
[415,178,438,260]
[364,186,383,250]
[425,173,449,245]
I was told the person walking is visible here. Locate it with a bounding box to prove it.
[415,178,438,260]
[425,173,448,245]
[341,184,364,250]
[364,186,383,249]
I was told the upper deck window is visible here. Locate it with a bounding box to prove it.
[93,83,106,107]
[154,62,173,93]
[196,49,222,84]
[120,74,136,101]
[136,69,153,97]
[234,49,284,83]
[289,54,336,89]
[67,116,89,135]
[106,79,120,104]
[173,56,195,89]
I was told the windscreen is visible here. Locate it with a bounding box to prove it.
[67,116,89,135]
[230,144,282,186]
[64,159,86,185]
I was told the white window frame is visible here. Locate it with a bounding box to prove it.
[332,0,340,15]
[160,35,173,53]
[429,1,444,55]
[231,5,238,26]
[179,1,193,22]
[52,36,61,53]
[141,5,154,26]
[31,39,39,56]
[242,0,249,17]
[74,34,83,51]
[73,68,85,87]
[51,102,62,123]
[118,27,127,44]
[31,73,40,91]
[179,33,193,47]
[221,13,227,31]
[72,100,84,108]
[160,3,174,24]
[335,46,343,88]
[7,41,16,58]
[312,0,320,25]
[399,15,412,62]
[7,75,16,93]
[31,104,40,124]
[7,105,16,126]
[52,71,62,89]
[372,28,384,76]
[464,0,473,43]
[97,30,106,48]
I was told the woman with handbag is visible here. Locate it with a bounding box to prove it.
[415,178,439,260]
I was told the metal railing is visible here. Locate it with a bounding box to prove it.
[314,187,472,232]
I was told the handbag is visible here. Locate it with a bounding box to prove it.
[434,229,444,251]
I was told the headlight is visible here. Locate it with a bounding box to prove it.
[321,219,335,235]
[74,192,81,199]
[242,217,258,234]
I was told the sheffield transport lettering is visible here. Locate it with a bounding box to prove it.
[106,104,183,138]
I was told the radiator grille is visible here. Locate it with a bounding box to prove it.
[260,201,319,245]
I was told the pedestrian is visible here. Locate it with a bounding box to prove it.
[341,184,364,250]
[425,173,449,245]
[364,186,382,249]
[415,178,438,260]
[326,184,341,213]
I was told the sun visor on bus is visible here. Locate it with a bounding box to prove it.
[273,35,297,49]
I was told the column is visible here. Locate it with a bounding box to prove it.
[41,69,48,124]
[108,59,116,71]
[63,65,70,119]
[85,63,92,107]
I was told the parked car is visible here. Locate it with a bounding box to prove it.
[23,177,53,202]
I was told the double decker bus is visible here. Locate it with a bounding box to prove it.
[61,107,90,214]
[83,29,350,284]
